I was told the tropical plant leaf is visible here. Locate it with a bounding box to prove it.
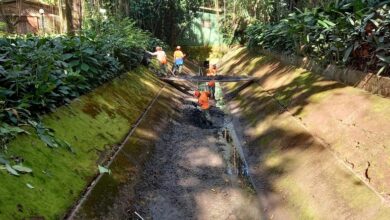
[12,164,32,173]
[62,53,73,60]
[317,20,329,28]
[370,19,379,27]
[6,163,19,176]
[377,55,390,64]
[80,63,90,72]
[0,155,8,165]
[38,133,59,148]
[343,45,354,63]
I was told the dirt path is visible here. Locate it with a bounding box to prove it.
[129,95,263,220]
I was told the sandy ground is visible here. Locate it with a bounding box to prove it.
[128,97,263,220]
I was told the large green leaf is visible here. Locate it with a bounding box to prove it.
[6,163,19,176]
[62,53,74,60]
[343,45,354,63]
[377,55,390,64]
[323,20,336,27]
[12,164,32,173]
[0,155,8,165]
[81,63,90,72]
[317,20,329,28]
[37,132,59,148]
[377,65,387,76]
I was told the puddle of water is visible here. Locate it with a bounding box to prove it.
[219,120,257,194]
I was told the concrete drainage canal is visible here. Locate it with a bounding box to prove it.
[67,80,263,220]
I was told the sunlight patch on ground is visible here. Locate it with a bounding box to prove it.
[195,187,263,220]
[185,147,224,168]
[177,177,201,187]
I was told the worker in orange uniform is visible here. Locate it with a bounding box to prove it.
[207,80,216,99]
[147,46,168,76]
[207,64,217,99]
[194,90,212,125]
[173,46,185,75]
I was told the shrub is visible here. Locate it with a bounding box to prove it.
[245,1,390,75]
[0,18,161,151]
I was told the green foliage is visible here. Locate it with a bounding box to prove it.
[0,153,33,176]
[0,22,7,37]
[0,18,158,157]
[219,0,305,44]
[83,17,152,68]
[246,20,294,52]
[84,0,202,45]
[246,1,390,75]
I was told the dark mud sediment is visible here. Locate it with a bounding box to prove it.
[128,98,262,220]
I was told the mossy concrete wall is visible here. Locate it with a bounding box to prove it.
[0,67,165,219]
[72,85,182,219]
[221,47,390,219]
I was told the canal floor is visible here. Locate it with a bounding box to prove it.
[128,92,263,220]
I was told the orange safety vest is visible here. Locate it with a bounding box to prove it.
[160,57,167,64]
[198,91,211,110]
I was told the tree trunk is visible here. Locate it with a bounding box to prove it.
[65,0,74,35]
[78,0,82,30]
[57,0,64,33]
[118,0,129,16]
[214,0,219,17]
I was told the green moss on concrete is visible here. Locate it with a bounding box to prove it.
[75,85,180,219]
[0,67,163,219]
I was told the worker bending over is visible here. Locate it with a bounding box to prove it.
[207,64,217,99]
[147,46,168,76]
[194,90,212,126]
[208,80,215,100]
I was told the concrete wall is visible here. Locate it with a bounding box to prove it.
[0,68,165,219]
[220,47,390,219]
[260,49,390,98]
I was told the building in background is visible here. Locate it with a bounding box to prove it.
[0,0,81,34]
[178,6,224,47]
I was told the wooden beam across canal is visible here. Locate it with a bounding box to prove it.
[160,75,258,83]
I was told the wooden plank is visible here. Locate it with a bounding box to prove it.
[160,76,257,82]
